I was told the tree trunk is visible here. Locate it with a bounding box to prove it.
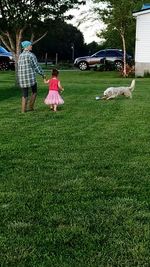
[15,30,24,86]
[0,28,47,85]
[120,31,127,77]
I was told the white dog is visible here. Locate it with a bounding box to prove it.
[103,79,135,100]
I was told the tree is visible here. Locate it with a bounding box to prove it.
[92,0,144,76]
[0,0,85,67]
[85,41,103,55]
[33,19,86,62]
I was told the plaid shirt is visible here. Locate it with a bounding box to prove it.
[18,51,44,88]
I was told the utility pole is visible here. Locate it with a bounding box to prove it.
[71,43,74,62]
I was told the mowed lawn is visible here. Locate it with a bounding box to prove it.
[0,70,150,267]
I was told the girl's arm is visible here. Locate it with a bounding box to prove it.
[44,79,50,84]
[58,81,64,91]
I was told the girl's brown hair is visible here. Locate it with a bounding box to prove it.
[52,68,59,77]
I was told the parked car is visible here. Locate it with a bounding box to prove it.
[0,46,15,70]
[74,49,133,71]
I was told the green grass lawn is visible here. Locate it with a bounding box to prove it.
[0,70,150,267]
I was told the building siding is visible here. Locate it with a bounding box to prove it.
[135,13,150,62]
[134,11,150,76]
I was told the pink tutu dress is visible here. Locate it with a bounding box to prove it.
[44,77,64,105]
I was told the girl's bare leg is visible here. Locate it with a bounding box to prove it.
[53,104,57,112]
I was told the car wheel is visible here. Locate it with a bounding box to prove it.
[78,61,88,71]
[115,61,123,71]
[0,62,9,71]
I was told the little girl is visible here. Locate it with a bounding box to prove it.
[44,68,64,112]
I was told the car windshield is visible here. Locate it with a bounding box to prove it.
[0,46,9,53]
[92,51,106,57]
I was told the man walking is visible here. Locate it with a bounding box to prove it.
[18,41,45,112]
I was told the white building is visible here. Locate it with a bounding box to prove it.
[133,4,150,76]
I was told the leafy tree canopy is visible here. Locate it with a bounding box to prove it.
[0,0,85,57]
[33,19,86,61]
[91,0,144,75]
[92,0,144,53]
[0,0,85,31]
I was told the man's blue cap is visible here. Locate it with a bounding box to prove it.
[21,41,32,49]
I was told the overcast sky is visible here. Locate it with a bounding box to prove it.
[66,0,105,44]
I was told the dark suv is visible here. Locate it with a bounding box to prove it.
[0,46,15,70]
[74,49,133,71]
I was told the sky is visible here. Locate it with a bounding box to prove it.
[66,0,105,44]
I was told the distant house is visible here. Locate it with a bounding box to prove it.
[133,4,150,76]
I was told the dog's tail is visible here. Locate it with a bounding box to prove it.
[129,79,135,91]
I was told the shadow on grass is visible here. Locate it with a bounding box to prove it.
[0,71,21,101]
[0,86,20,102]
